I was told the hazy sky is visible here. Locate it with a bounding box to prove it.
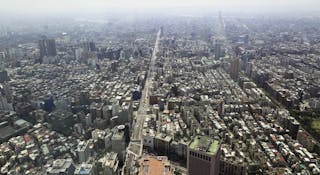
[1,0,319,15]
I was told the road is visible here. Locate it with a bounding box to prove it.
[123,30,161,174]
[131,29,161,146]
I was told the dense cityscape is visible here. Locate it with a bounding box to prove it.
[0,2,320,175]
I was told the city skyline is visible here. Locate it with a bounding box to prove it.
[1,0,320,15]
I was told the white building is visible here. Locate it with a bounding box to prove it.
[77,140,91,163]
[98,152,119,175]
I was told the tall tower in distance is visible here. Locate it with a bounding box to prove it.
[229,58,240,81]
[39,36,57,62]
[214,40,221,59]
[187,136,221,175]
[81,41,96,52]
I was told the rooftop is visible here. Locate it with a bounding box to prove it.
[139,156,173,175]
[189,136,220,155]
[74,163,93,175]
[47,159,74,174]
[0,126,15,141]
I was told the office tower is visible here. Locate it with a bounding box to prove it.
[154,133,172,156]
[0,93,13,111]
[82,41,96,52]
[187,136,221,175]
[111,125,126,162]
[160,26,164,37]
[0,52,6,61]
[230,58,240,80]
[289,119,300,140]
[245,62,253,76]
[43,95,55,112]
[214,40,221,59]
[89,42,96,52]
[75,48,83,61]
[39,37,57,59]
[0,70,9,83]
[77,140,91,163]
[218,99,225,116]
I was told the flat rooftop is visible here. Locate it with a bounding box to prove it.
[189,136,219,155]
[0,126,15,141]
[139,156,172,175]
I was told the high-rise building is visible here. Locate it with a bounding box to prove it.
[214,40,221,59]
[187,136,221,175]
[0,93,13,111]
[39,37,57,61]
[82,41,96,52]
[230,58,240,80]
[154,133,172,156]
[111,125,126,162]
[0,70,9,83]
[77,140,91,163]
[218,99,225,116]
[98,152,119,175]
